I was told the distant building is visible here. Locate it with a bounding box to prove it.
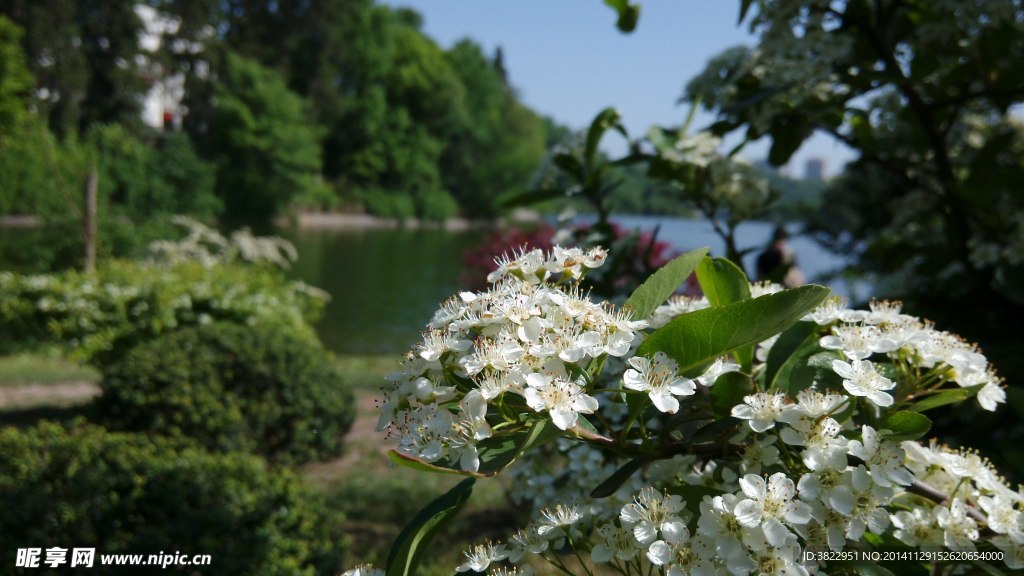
[136,5,208,131]
[804,158,826,181]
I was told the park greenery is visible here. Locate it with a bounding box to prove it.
[1,0,1024,575]
[354,245,1020,576]
[0,0,556,232]
[0,226,355,573]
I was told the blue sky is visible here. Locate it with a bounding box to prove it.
[380,0,854,179]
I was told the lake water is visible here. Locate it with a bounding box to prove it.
[280,217,861,355]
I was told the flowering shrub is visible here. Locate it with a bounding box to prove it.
[0,259,326,365]
[351,245,1020,576]
[147,216,299,269]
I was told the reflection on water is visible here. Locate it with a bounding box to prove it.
[278,226,486,355]
[279,218,860,355]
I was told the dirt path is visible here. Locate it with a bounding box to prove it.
[302,391,396,485]
[0,382,101,409]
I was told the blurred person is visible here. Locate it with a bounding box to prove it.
[756,225,805,287]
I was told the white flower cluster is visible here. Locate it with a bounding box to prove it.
[363,247,1020,576]
[806,297,1005,411]
[379,245,653,472]
[147,216,298,269]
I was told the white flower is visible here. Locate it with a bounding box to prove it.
[978,495,1023,540]
[977,381,1006,411]
[864,299,914,325]
[778,388,847,421]
[779,416,848,471]
[623,352,696,414]
[646,535,718,575]
[591,523,640,562]
[891,507,943,547]
[734,473,813,546]
[696,357,741,387]
[847,425,913,487]
[803,296,851,325]
[342,565,385,576]
[523,373,598,430]
[619,488,688,546]
[696,494,751,563]
[489,567,532,576]
[831,358,896,407]
[820,325,896,359]
[537,501,584,537]
[508,525,548,562]
[936,499,979,550]
[828,466,893,540]
[456,541,509,572]
[731,392,788,432]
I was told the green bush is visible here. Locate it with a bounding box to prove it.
[97,323,354,465]
[0,259,326,365]
[0,420,344,576]
[414,189,459,221]
[363,188,416,220]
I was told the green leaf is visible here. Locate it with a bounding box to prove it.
[590,456,652,498]
[603,0,641,32]
[738,0,756,23]
[695,256,753,369]
[623,247,709,321]
[386,478,475,576]
[879,411,932,441]
[710,372,755,418]
[495,187,567,209]
[696,256,751,307]
[552,152,583,179]
[477,419,559,475]
[584,107,628,166]
[387,420,559,479]
[765,321,819,390]
[690,417,740,444]
[387,450,479,477]
[637,285,830,375]
[907,385,983,412]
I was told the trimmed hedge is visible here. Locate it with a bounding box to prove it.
[0,421,344,575]
[96,323,354,465]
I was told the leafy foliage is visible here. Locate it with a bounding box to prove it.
[360,247,1017,575]
[209,52,326,225]
[0,420,344,576]
[97,323,354,464]
[0,259,325,364]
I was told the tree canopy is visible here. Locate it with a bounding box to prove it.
[0,0,560,225]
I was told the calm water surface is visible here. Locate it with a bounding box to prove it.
[278,226,486,355]
[280,217,860,355]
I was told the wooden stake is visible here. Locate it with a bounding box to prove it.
[83,169,98,273]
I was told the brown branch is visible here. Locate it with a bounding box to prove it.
[907,479,989,526]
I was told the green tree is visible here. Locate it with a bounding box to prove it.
[441,40,547,217]
[0,0,146,136]
[208,52,325,225]
[91,124,220,221]
[0,15,32,132]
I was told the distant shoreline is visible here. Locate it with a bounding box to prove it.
[278,212,489,231]
[0,210,542,231]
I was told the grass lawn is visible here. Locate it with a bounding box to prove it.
[0,352,99,387]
